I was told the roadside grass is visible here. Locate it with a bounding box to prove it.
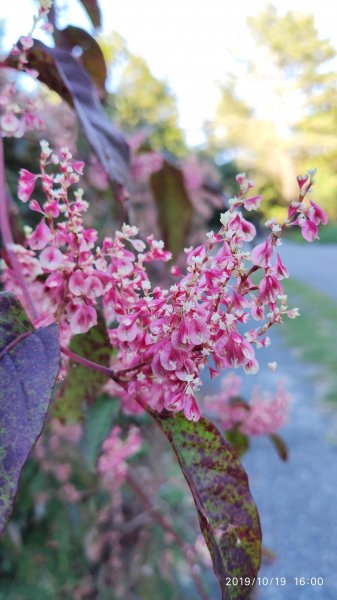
[281,279,337,404]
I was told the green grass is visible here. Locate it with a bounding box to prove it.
[284,222,337,244]
[281,279,337,403]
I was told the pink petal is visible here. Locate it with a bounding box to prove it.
[301,219,318,242]
[70,304,97,335]
[69,270,87,296]
[29,219,52,250]
[40,246,64,270]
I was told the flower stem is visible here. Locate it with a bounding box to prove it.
[61,345,150,382]
[60,345,117,378]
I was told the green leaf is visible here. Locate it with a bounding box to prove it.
[0,292,60,535]
[53,312,111,423]
[153,411,261,599]
[0,292,34,344]
[81,395,119,470]
[150,160,193,258]
[225,428,250,457]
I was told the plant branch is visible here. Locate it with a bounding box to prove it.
[60,345,118,379]
[114,360,150,378]
[61,345,149,382]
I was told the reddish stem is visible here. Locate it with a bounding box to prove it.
[61,345,149,382]
[61,345,117,379]
[115,360,150,377]
[0,330,32,361]
[0,137,38,321]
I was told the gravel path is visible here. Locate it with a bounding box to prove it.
[278,242,337,300]
[241,331,337,600]
[241,244,337,599]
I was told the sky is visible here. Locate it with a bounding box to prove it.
[3,0,337,146]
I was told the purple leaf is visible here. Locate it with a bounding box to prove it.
[54,26,107,95]
[7,41,130,187]
[153,411,262,599]
[78,0,101,28]
[0,292,60,535]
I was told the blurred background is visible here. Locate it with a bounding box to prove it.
[1,1,337,598]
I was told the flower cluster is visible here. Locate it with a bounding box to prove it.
[34,419,141,503]
[97,426,142,491]
[204,373,290,436]
[0,1,53,138]
[3,142,327,421]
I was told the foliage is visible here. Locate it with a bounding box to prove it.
[53,312,111,422]
[154,410,261,599]
[150,158,193,258]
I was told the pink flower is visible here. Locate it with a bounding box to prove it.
[69,270,87,296]
[1,112,21,135]
[184,395,201,421]
[188,315,211,345]
[297,199,327,242]
[69,304,97,335]
[216,332,255,370]
[301,219,318,242]
[98,426,141,490]
[251,236,273,268]
[259,274,283,304]
[204,374,290,436]
[229,213,256,242]
[309,200,328,225]
[275,254,289,279]
[116,317,139,342]
[41,22,54,33]
[85,276,103,299]
[45,272,64,288]
[20,35,34,49]
[160,343,184,371]
[241,386,290,435]
[297,174,309,190]
[72,160,85,175]
[28,219,52,250]
[244,195,262,211]
[18,169,38,202]
[29,199,45,214]
[39,246,64,270]
[44,199,60,218]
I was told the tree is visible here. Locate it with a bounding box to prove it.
[101,32,187,157]
[209,4,337,218]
